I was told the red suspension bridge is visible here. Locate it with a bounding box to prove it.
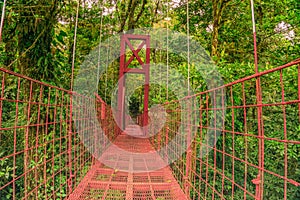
[0,30,300,200]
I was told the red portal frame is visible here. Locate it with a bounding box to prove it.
[117,34,150,134]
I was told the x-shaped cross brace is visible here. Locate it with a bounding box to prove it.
[125,38,146,68]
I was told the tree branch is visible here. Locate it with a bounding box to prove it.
[134,0,147,24]
[119,0,133,32]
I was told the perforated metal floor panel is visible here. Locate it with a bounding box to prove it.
[68,133,188,200]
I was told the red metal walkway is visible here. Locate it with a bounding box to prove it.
[68,126,188,200]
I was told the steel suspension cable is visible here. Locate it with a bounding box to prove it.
[250,0,264,199]
[157,0,162,103]
[105,36,110,101]
[95,0,111,102]
[0,0,7,42]
[105,2,115,102]
[166,0,169,100]
[159,27,162,103]
[68,0,80,191]
[250,0,258,74]
[70,0,80,91]
[184,0,192,195]
[97,1,104,91]
[186,0,190,96]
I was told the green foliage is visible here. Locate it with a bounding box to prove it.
[173,0,299,65]
[0,0,299,199]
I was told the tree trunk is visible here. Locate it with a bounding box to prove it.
[119,0,148,32]
[211,0,231,59]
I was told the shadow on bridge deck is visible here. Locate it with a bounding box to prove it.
[68,126,188,200]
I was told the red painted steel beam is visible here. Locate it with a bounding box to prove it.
[117,34,150,135]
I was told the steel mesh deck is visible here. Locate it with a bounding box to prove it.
[68,132,188,200]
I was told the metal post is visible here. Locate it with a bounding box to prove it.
[143,36,150,135]
[250,0,264,199]
[117,34,150,135]
[68,0,80,192]
[118,35,126,130]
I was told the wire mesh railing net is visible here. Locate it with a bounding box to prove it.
[150,59,300,200]
[0,68,118,199]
